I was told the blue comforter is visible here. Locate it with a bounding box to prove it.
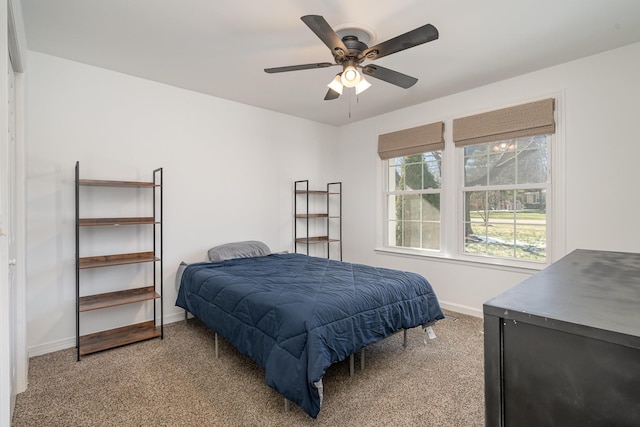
[175,253,443,418]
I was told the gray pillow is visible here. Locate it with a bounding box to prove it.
[207,240,271,262]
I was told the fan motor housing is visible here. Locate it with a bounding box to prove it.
[342,35,368,53]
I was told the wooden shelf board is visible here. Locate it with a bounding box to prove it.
[295,191,340,195]
[79,179,157,188]
[79,321,161,356]
[295,215,341,220]
[79,251,159,269]
[295,190,327,195]
[79,286,159,312]
[79,217,158,226]
[296,237,341,243]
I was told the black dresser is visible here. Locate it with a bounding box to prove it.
[483,249,640,426]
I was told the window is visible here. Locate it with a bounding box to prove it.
[378,121,445,253]
[386,151,442,250]
[462,135,549,262]
[379,98,560,267]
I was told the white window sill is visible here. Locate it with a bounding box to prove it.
[374,246,546,274]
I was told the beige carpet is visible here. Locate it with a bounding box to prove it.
[12,310,485,426]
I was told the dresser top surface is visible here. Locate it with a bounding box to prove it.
[484,249,640,342]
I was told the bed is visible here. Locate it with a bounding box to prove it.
[175,241,444,418]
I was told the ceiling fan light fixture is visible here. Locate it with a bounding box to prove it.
[327,74,344,94]
[266,16,439,102]
[341,65,360,88]
[355,76,371,95]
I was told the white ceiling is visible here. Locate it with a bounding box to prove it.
[20,0,640,127]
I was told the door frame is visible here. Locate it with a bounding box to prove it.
[1,0,27,424]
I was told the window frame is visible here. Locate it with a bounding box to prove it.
[376,95,565,271]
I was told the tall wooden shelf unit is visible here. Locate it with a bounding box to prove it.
[75,162,163,361]
[294,180,342,260]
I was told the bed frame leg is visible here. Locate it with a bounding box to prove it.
[403,329,408,347]
[284,398,290,412]
[349,353,355,376]
[360,348,365,371]
[214,332,219,358]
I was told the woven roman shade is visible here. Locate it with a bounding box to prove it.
[378,121,445,160]
[453,98,555,147]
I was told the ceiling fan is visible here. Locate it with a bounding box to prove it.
[264,15,439,100]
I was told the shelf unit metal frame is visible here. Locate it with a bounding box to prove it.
[75,162,163,361]
[294,180,342,260]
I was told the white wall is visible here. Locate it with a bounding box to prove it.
[333,42,640,316]
[26,51,338,355]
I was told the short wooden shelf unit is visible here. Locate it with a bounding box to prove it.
[294,180,342,260]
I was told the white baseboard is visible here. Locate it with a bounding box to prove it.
[28,336,76,357]
[438,300,483,318]
[164,311,189,324]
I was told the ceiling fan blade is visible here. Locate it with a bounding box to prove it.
[324,88,341,101]
[361,64,418,89]
[362,24,438,60]
[264,62,335,73]
[301,15,349,58]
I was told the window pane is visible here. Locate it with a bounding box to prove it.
[422,194,440,221]
[519,189,546,211]
[464,144,486,157]
[397,195,405,220]
[488,151,515,185]
[388,220,399,246]
[421,222,440,250]
[464,151,488,186]
[465,190,487,226]
[405,163,423,190]
[487,190,515,214]
[464,190,487,253]
[517,147,547,184]
[423,152,442,189]
[515,189,546,261]
[402,222,420,248]
[517,135,546,150]
[515,224,546,261]
[405,195,421,220]
[486,222,515,258]
[489,141,516,152]
[464,222,487,255]
[387,195,398,221]
[390,165,403,191]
